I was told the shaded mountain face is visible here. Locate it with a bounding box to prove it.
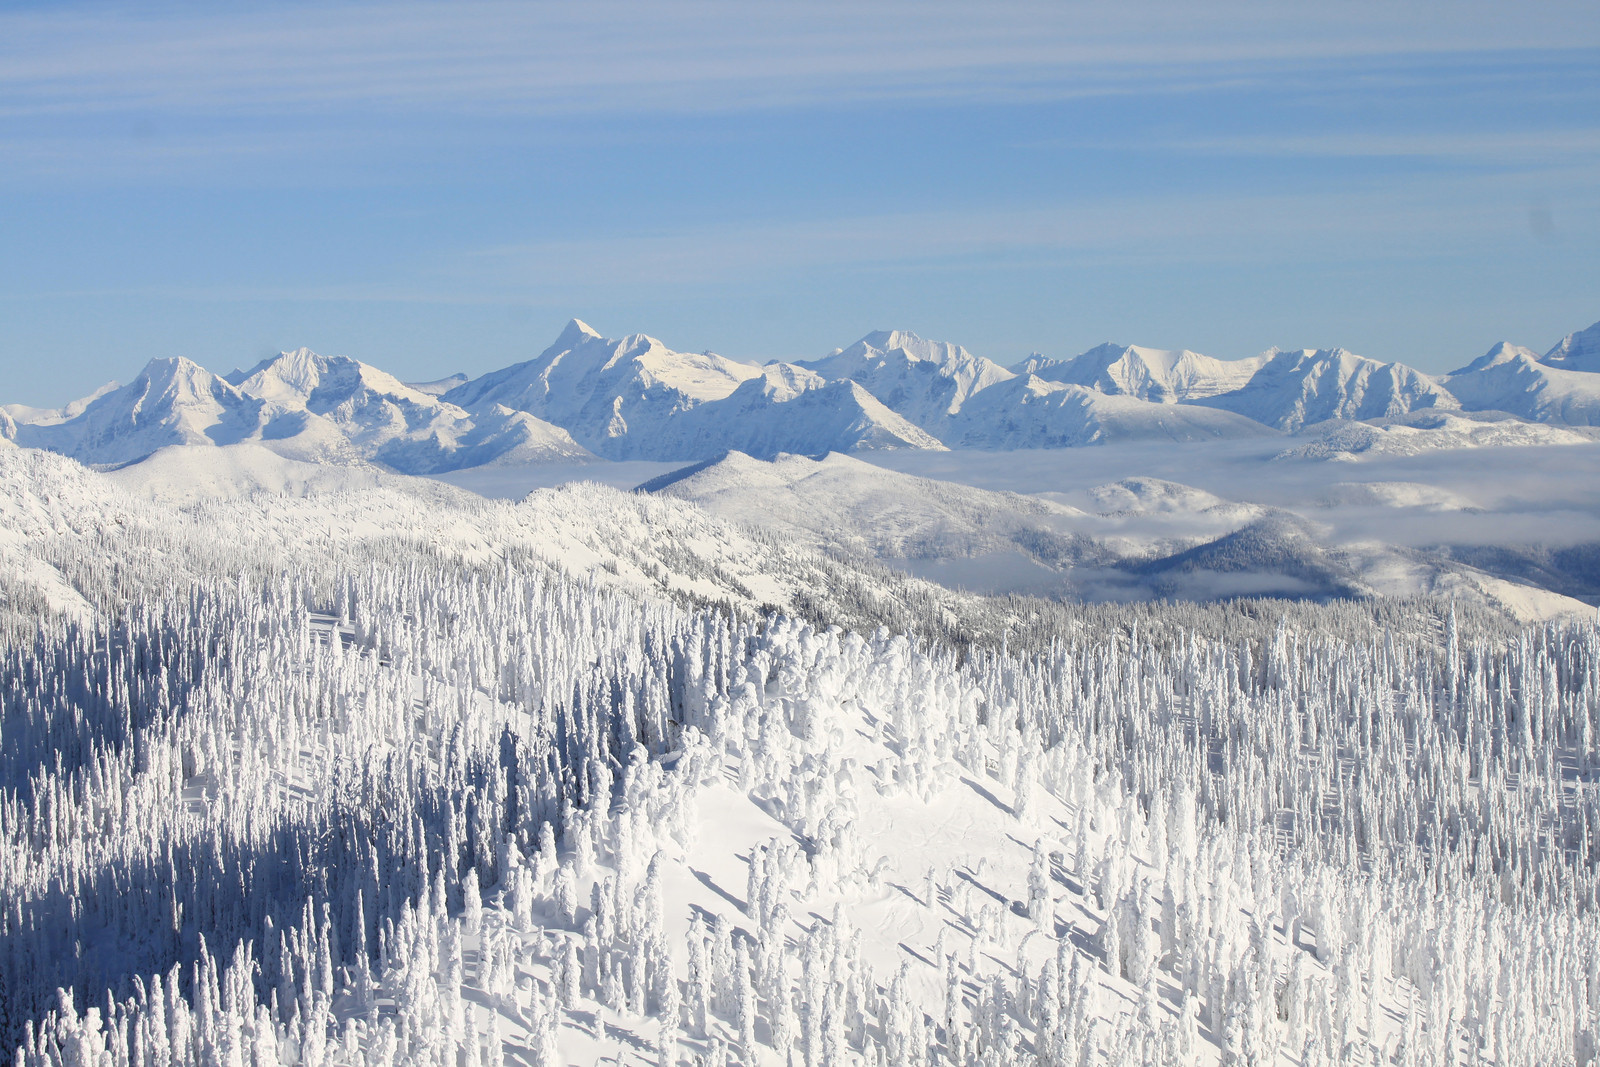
[1124,512,1367,600]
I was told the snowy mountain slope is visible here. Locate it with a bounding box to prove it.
[12,357,265,466]
[1447,340,1542,376]
[948,375,1280,448]
[0,442,1042,657]
[796,329,1016,434]
[1442,348,1600,426]
[225,347,593,470]
[1019,343,1260,403]
[1084,477,1239,516]
[644,444,1597,617]
[1540,318,1600,373]
[12,316,1600,476]
[1189,346,1458,430]
[1315,480,1477,511]
[648,367,946,460]
[1126,512,1367,600]
[444,319,764,459]
[639,452,1522,612]
[2,378,120,426]
[407,372,470,396]
[104,442,409,504]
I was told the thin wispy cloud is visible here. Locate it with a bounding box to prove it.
[1167,130,1600,165]
[4,1,1597,120]
[451,177,1598,291]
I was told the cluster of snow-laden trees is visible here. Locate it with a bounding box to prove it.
[3,490,1599,1062]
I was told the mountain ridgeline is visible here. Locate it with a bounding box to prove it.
[6,317,1600,471]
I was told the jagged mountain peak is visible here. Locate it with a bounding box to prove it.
[132,354,231,395]
[444,321,764,459]
[227,347,436,410]
[562,317,602,343]
[1448,341,1542,377]
[1543,320,1600,373]
[827,328,987,367]
[533,319,679,369]
[801,329,1015,430]
[751,362,828,402]
[1025,341,1259,405]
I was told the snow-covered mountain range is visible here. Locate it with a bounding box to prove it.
[5,318,1599,471]
[5,348,590,472]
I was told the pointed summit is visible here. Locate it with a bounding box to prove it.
[557,318,602,346]
[801,329,1014,430]
[1448,341,1540,377]
[444,322,762,457]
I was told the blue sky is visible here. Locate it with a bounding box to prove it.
[3,1,1598,405]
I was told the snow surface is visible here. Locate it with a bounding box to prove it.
[1541,319,1600,373]
[6,443,1600,1067]
[642,450,1087,566]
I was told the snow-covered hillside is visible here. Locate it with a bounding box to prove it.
[1277,411,1598,460]
[641,450,1096,570]
[649,368,946,460]
[5,443,1599,1067]
[1541,321,1600,373]
[1194,347,1458,430]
